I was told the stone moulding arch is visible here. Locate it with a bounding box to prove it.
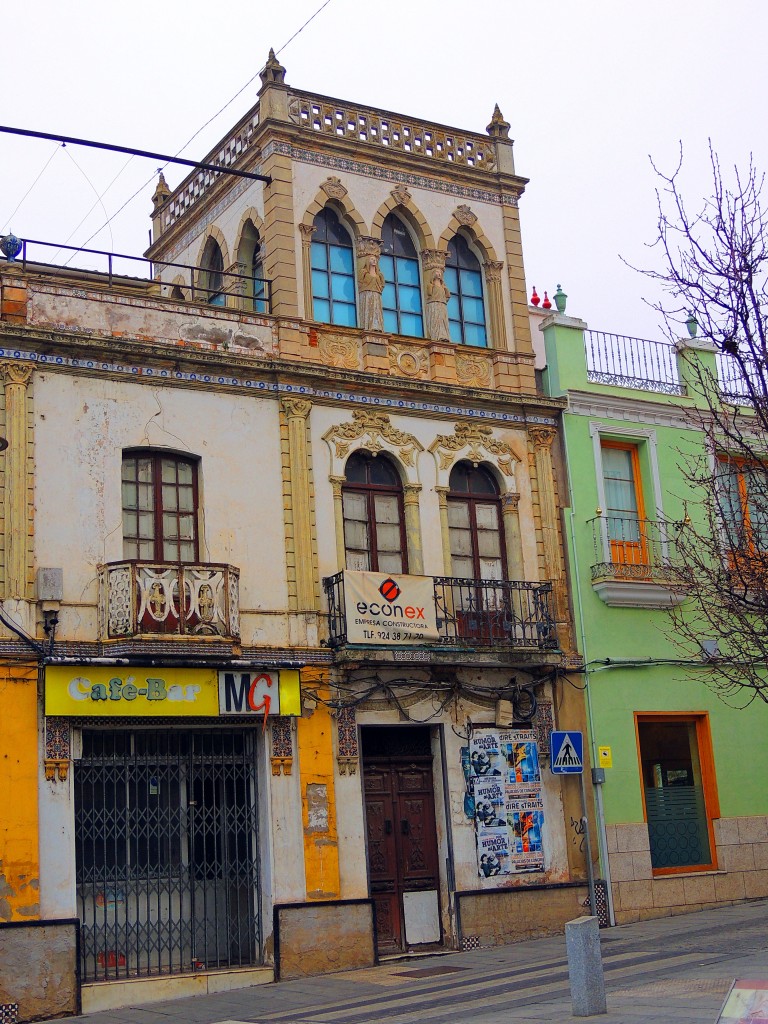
[195,224,231,274]
[437,210,499,263]
[323,410,423,485]
[428,421,519,489]
[234,209,266,262]
[300,179,369,239]
[370,188,436,251]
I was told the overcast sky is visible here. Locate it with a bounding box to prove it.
[3,0,765,341]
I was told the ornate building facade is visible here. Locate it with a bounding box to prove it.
[0,54,594,1019]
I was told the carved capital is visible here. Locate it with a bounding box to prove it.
[299,223,316,243]
[281,397,312,420]
[320,176,348,200]
[421,248,446,272]
[403,483,422,506]
[435,485,449,508]
[0,362,32,388]
[502,491,521,512]
[529,426,557,451]
[483,260,504,283]
[357,236,382,258]
[330,475,345,499]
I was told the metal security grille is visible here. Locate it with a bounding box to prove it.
[75,729,260,982]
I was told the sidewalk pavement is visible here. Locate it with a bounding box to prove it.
[48,898,768,1024]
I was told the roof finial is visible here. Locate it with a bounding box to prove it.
[152,172,171,212]
[260,47,286,87]
[486,103,510,140]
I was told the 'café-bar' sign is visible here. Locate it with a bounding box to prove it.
[344,570,439,645]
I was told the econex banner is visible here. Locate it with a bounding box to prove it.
[344,570,439,645]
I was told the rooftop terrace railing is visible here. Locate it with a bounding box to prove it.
[585,330,684,395]
[717,351,766,404]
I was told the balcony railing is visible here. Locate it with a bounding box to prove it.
[585,331,684,396]
[99,561,240,640]
[589,515,675,581]
[323,572,557,650]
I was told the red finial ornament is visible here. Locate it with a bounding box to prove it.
[530,287,540,306]
[542,291,552,310]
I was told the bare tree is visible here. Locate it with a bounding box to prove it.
[642,146,768,703]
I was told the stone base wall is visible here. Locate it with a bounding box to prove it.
[274,900,376,980]
[0,920,78,1022]
[607,816,768,923]
[457,882,590,947]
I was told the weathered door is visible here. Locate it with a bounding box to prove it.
[362,729,441,953]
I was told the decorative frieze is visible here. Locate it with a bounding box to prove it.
[44,717,70,782]
[429,421,518,480]
[324,410,423,470]
[336,705,359,775]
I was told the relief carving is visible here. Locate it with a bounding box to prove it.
[320,176,348,200]
[456,352,492,388]
[389,344,429,379]
[454,204,478,226]
[390,184,412,206]
[429,420,518,478]
[319,332,361,369]
[324,410,423,467]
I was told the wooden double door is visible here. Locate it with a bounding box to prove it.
[363,737,441,953]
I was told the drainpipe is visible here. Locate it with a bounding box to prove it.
[562,423,616,926]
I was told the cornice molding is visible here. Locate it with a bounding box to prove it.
[566,389,706,431]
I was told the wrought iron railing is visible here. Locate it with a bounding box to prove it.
[585,331,684,395]
[589,515,675,581]
[99,561,240,640]
[3,237,272,313]
[717,351,766,404]
[323,572,557,650]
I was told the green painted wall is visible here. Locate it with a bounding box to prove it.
[544,314,768,828]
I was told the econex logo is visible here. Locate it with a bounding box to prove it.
[356,577,425,621]
[379,578,401,601]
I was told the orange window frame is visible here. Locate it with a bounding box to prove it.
[634,711,720,876]
[717,454,767,558]
[601,440,648,566]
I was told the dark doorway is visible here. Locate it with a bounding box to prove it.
[361,726,442,954]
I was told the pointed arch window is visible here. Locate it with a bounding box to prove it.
[342,451,407,573]
[311,208,357,327]
[200,237,225,307]
[380,214,423,338]
[251,235,268,314]
[445,234,487,347]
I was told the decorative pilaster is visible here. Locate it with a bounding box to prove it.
[299,223,316,320]
[1,363,32,600]
[403,484,424,575]
[281,398,317,610]
[435,486,452,575]
[330,475,346,570]
[484,260,507,350]
[336,705,359,775]
[271,717,293,776]
[529,427,560,582]
[502,491,524,580]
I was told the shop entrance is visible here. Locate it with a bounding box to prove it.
[74,728,260,982]
[361,726,442,954]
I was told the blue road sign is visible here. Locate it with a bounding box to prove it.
[550,730,584,774]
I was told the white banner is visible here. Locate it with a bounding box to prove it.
[344,570,439,645]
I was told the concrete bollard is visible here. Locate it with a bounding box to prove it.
[565,915,607,1016]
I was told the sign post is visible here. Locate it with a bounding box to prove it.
[551,731,597,921]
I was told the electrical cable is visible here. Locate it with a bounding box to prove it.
[1,141,61,234]
[59,144,114,260]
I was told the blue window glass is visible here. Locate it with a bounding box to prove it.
[380,214,423,337]
[251,238,268,313]
[446,234,488,347]
[311,209,357,327]
[201,237,225,306]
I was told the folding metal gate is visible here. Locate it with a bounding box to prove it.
[74,728,260,982]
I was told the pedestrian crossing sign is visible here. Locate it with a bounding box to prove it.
[550,731,584,774]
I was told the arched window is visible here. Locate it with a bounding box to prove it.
[122,452,199,562]
[200,237,225,307]
[380,214,423,337]
[342,451,407,573]
[448,462,505,580]
[311,208,357,326]
[251,237,268,314]
[445,235,487,347]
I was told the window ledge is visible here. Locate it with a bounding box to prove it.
[652,869,724,879]
[592,579,686,608]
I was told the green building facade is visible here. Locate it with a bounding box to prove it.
[542,307,768,924]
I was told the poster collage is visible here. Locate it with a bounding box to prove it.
[464,728,545,877]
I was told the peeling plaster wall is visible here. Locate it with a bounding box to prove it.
[0,665,40,922]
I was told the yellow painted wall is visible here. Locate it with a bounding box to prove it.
[297,668,340,900]
[0,663,40,920]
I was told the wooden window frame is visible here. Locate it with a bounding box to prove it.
[122,451,200,563]
[717,453,768,559]
[447,464,507,582]
[342,453,408,574]
[601,439,649,566]
[634,711,720,876]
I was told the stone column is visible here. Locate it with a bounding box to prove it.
[484,260,507,350]
[281,398,317,611]
[299,223,316,320]
[403,484,423,575]
[2,363,32,601]
[330,475,346,571]
[502,491,524,580]
[435,486,452,575]
[421,249,451,343]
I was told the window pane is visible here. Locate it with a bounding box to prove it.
[374,494,400,524]
[331,274,355,302]
[162,485,178,511]
[382,283,397,310]
[378,552,404,574]
[463,322,487,347]
[312,269,329,298]
[448,502,470,528]
[398,285,422,314]
[449,320,463,344]
[178,515,195,541]
[451,555,474,577]
[346,551,370,571]
[447,294,461,319]
[124,538,139,559]
[163,513,179,539]
[444,267,458,292]
[313,297,331,322]
[376,524,402,552]
[479,557,503,581]
[310,243,327,270]
[329,245,354,274]
[343,492,368,520]
[138,484,154,510]
[139,539,154,560]
[123,511,137,536]
[462,296,485,323]
[122,481,137,510]
[344,520,370,550]
[460,269,483,297]
[138,512,154,539]
[178,487,194,513]
[477,528,501,558]
[475,504,498,531]
[396,258,420,286]
[332,302,357,327]
[383,310,399,333]
[137,460,153,483]
[380,254,395,281]
[178,540,195,562]
[449,528,472,556]
[399,313,423,337]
